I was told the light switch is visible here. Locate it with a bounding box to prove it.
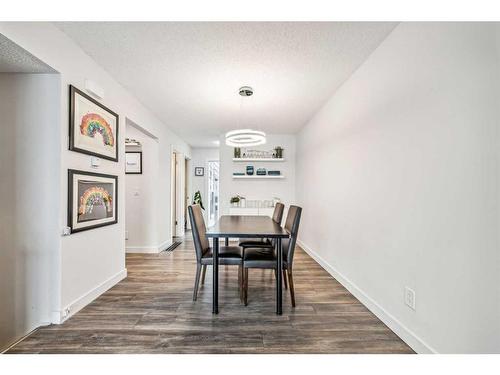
[91,156,100,168]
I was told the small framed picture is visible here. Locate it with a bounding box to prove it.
[195,167,204,176]
[69,85,119,162]
[126,151,142,174]
[68,169,118,233]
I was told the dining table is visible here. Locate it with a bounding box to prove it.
[206,215,290,315]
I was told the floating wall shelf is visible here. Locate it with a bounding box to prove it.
[232,175,285,179]
[232,158,285,162]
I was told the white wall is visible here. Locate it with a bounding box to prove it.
[219,134,296,215]
[190,147,220,223]
[125,122,160,252]
[296,23,500,353]
[0,23,191,323]
[0,73,61,351]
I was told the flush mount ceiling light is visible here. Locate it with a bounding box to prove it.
[225,86,266,147]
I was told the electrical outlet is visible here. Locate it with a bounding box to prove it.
[62,227,71,236]
[405,287,416,310]
[62,307,70,318]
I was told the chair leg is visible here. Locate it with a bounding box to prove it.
[201,265,207,285]
[244,268,249,306]
[283,269,288,290]
[287,268,296,307]
[193,264,202,301]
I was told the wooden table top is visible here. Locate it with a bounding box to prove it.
[206,215,289,238]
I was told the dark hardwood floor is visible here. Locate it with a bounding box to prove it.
[8,239,413,354]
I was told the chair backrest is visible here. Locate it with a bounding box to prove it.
[283,205,302,267]
[188,204,210,262]
[272,202,285,225]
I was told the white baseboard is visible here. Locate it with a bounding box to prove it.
[53,268,127,324]
[126,239,173,253]
[297,239,437,354]
[126,245,159,253]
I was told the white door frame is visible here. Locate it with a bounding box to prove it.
[170,147,189,238]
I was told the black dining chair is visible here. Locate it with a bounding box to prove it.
[243,205,302,307]
[188,204,244,301]
[238,202,285,249]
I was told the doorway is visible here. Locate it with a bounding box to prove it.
[207,160,220,227]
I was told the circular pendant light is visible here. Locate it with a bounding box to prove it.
[225,86,266,147]
[225,129,266,147]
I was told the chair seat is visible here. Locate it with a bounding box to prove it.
[243,247,288,269]
[239,238,272,248]
[201,246,243,265]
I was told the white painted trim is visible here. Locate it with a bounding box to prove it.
[53,269,127,324]
[297,239,437,354]
[126,239,173,253]
[126,245,160,253]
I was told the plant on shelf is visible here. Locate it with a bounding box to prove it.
[230,194,244,207]
[193,190,205,210]
[234,147,241,158]
[274,146,284,159]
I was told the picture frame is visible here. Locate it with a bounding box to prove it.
[195,167,204,176]
[69,85,119,162]
[68,169,118,234]
[125,151,143,174]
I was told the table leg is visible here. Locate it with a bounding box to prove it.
[276,237,282,315]
[225,237,229,246]
[213,237,219,314]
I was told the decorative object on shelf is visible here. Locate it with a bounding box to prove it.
[225,86,266,147]
[230,194,245,207]
[243,149,274,159]
[192,190,205,210]
[274,146,284,159]
[233,172,245,176]
[69,85,119,162]
[246,165,254,175]
[68,169,118,233]
[268,170,281,176]
[125,138,141,146]
[194,167,204,176]
[256,168,267,176]
[125,151,142,174]
[234,147,241,158]
[232,157,284,162]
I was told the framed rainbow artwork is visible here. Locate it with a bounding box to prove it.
[68,169,118,233]
[69,85,119,161]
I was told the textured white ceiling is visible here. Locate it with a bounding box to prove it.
[55,22,396,147]
[0,34,56,73]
